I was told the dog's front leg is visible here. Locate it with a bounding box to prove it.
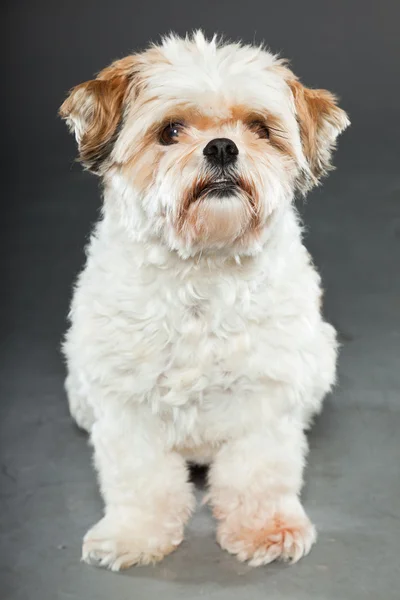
[209,418,316,566]
[82,407,195,571]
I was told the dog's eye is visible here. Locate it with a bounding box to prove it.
[159,122,184,145]
[249,120,270,139]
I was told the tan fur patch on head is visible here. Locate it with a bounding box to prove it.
[119,134,164,195]
[59,56,139,173]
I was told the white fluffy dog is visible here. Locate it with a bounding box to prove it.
[60,31,349,571]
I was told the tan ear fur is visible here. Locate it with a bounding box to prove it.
[288,80,350,188]
[59,56,137,173]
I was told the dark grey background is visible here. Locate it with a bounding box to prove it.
[2,2,400,599]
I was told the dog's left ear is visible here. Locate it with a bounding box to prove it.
[59,56,138,174]
[287,79,350,192]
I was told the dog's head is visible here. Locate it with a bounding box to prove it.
[60,31,349,256]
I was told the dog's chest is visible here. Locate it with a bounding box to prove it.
[151,270,270,400]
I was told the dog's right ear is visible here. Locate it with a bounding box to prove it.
[59,56,137,174]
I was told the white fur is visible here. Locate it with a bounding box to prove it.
[62,32,346,570]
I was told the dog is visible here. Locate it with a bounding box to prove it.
[60,31,349,571]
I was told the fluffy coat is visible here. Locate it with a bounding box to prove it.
[60,31,349,570]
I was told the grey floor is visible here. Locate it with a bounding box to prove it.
[1,119,400,599]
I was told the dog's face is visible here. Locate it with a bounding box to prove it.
[61,32,349,256]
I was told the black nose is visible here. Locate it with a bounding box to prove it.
[203,138,239,166]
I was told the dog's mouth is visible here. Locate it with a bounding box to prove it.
[179,172,259,237]
[190,175,240,203]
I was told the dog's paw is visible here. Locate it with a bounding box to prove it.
[217,507,316,566]
[82,515,183,571]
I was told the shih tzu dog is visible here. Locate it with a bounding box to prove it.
[60,31,349,571]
